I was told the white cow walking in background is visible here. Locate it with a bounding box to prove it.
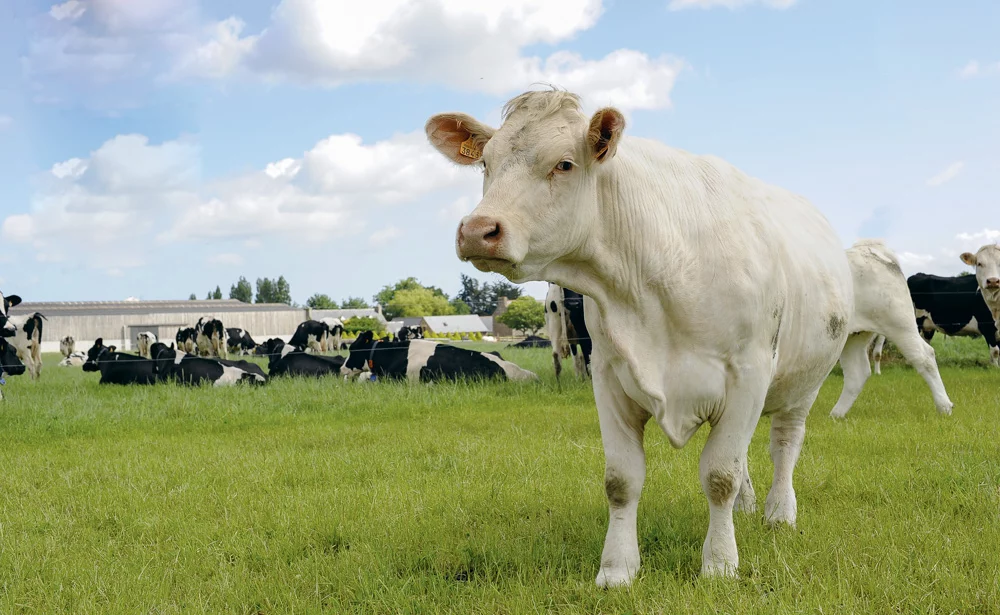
[829,239,953,418]
[427,89,854,586]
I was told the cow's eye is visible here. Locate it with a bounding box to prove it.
[554,160,574,173]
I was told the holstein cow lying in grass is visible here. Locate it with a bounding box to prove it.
[149,342,267,386]
[60,335,75,358]
[226,327,257,356]
[6,311,46,381]
[395,325,424,342]
[195,317,227,359]
[83,338,157,385]
[829,239,953,418]
[427,89,854,585]
[257,337,345,378]
[58,351,87,367]
[544,283,591,381]
[136,331,156,358]
[176,327,198,353]
[961,243,1000,348]
[341,331,538,383]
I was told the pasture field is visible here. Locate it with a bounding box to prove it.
[0,337,998,614]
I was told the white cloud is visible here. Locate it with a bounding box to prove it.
[956,228,1000,247]
[368,227,402,247]
[958,60,1000,79]
[925,161,964,187]
[160,129,477,245]
[208,252,244,266]
[0,115,12,130]
[668,0,797,10]
[1,133,200,269]
[173,0,684,111]
[49,0,86,21]
[897,251,935,267]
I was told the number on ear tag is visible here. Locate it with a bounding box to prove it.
[459,137,482,160]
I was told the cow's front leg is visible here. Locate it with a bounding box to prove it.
[593,361,650,589]
[699,372,767,577]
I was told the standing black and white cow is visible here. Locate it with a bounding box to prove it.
[60,335,76,358]
[195,317,227,358]
[6,312,46,381]
[905,271,999,367]
[319,317,345,351]
[149,342,267,386]
[289,320,329,353]
[176,327,198,353]
[0,292,25,400]
[136,331,156,358]
[82,338,158,385]
[259,338,346,377]
[341,331,538,382]
[544,283,592,381]
[226,328,257,356]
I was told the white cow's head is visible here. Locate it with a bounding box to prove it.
[425,90,624,283]
[961,244,1000,302]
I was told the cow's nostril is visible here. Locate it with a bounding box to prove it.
[484,223,501,241]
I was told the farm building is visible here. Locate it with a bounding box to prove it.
[490,297,515,338]
[10,299,309,353]
[385,316,424,335]
[309,307,388,325]
[420,315,489,336]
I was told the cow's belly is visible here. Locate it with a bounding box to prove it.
[916,309,980,337]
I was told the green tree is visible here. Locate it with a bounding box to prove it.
[375,278,450,320]
[497,296,545,336]
[457,274,523,315]
[387,288,455,318]
[212,286,223,300]
[450,297,471,315]
[340,296,369,309]
[307,293,337,309]
[342,316,386,335]
[188,293,197,300]
[230,276,253,303]
[254,276,292,305]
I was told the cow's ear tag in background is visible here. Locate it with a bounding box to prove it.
[459,137,482,160]
[367,359,374,370]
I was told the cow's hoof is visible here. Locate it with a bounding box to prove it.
[764,493,797,527]
[734,491,757,515]
[937,402,954,416]
[700,559,738,579]
[828,408,848,420]
[595,566,636,588]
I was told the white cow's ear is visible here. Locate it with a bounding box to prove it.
[425,113,495,166]
[960,252,977,266]
[587,107,626,163]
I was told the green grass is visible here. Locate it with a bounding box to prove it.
[0,338,997,613]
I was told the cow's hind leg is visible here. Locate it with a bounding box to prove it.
[733,462,756,514]
[594,359,650,589]
[830,332,875,419]
[764,391,817,527]
[890,329,953,414]
[871,334,886,375]
[551,350,562,381]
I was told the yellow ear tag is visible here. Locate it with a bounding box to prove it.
[459,137,482,160]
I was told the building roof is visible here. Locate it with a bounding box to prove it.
[310,308,388,323]
[420,315,489,334]
[9,299,300,317]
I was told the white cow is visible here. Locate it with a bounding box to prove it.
[60,335,76,358]
[544,283,571,380]
[426,89,854,586]
[961,244,1000,334]
[7,312,45,381]
[829,240,953,418]
[136,331,157,359]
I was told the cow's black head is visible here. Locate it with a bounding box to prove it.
[0,338,25,376]
[343,331,378,374]
[83,338,110,372]
[0,292,22,337]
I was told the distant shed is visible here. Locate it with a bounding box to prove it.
[420,315,489,336]
[9,299,308,353]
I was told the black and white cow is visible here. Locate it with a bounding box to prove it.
[341,331,538,383]
[226,327,257,356]
[60,335,75,358]
[149,342,266,386]
[395,325,425,342]
[6,312,46,381]
[319,317,345,351]
[136,331,156,358]
[176,327,198,353]
[259,337,346,377]
[0,292,21,338]
[0,337,26,400]
[58,351,87,367]
[82,338,158,385]
[544,284,592,380]
[289,320,330,353]
[195,317,227,358]
[906,272,999,367]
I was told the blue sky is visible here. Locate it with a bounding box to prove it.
[0,0,997,304]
